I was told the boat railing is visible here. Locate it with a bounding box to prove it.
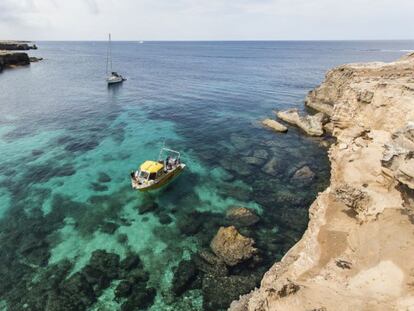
[158,147,181,162]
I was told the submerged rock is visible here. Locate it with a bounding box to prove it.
[225,206,260,227]
[47,272,97,311]
[114,280,133,300]
[276,109,327,136]
[18,233,50,267]
[138,202,158,214]
[261,157,281,176]
[117,233,128,244]
[120,253,142,272]
[291,165,315,184]
[127,268,150,284]
[100,221,119,234]
[176,213,203,236]
[262,118,288,133]
[171,260,198,296]
[242,156,265,166]
[253,149,269,160]
[202,274,257,311]
[210,226,258,266]
[120,287,156,311]
[90,182,108,192]
[219,157,253,177]
[2,259,73,311]
[31,149,44,156]
[193,249,228,277]
[218,183,252,202]
[158,212,173,225]
[230,134,251,150]
[98,172,111,183]
[82,250,120,294]
[176,210,225,242]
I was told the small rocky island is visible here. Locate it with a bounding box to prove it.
[233,53,414,310]
[0,41,40,72]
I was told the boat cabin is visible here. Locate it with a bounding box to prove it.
[136,160,165,183]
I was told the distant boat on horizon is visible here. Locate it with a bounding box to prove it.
[106,33,126,85]
[139,41,144,44]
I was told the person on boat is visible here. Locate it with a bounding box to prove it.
[165,156,170,170]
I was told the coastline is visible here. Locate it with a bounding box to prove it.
[0,41,40,72]
[231,53,414,310]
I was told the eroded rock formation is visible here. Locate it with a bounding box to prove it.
[262,119,288,133]
[231,53,414,310]
[276,109,328,136]
[211,226,258,266]
[225,207,260,227]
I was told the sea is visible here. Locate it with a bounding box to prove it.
[0,41,413,310]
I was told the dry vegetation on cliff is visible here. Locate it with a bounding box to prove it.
[235,53,414,311]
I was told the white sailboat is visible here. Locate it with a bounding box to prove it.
[106,33,126,85]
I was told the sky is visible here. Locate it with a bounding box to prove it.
[0,0,413,41]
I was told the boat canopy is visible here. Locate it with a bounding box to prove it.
[140,161,163,173]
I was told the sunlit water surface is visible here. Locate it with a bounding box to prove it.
[0,41,412,310]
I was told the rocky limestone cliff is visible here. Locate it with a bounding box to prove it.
[0,41,39,72]
[0,41,37,51]
[0,51,30,72]
[230,53,414,311]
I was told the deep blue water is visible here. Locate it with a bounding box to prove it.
[0,41,413,311]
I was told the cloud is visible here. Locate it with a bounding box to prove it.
[84,0,99,14]
[0,0,36,24]
[0,0,413,40]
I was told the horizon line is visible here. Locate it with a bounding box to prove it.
[11,39,414,43]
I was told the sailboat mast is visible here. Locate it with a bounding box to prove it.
[106,33,110,75]
[109,33,113,73]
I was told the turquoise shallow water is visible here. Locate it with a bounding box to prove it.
[0,41,413,310]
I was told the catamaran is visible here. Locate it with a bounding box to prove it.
[106,33,126,85]
[130,147,186,191]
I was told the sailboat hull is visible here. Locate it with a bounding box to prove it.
[107,76,124,84]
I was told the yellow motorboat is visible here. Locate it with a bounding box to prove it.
[130,147,186,191]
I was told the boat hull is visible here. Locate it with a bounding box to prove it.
[107,75,125,85]
[131,164,185,192]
